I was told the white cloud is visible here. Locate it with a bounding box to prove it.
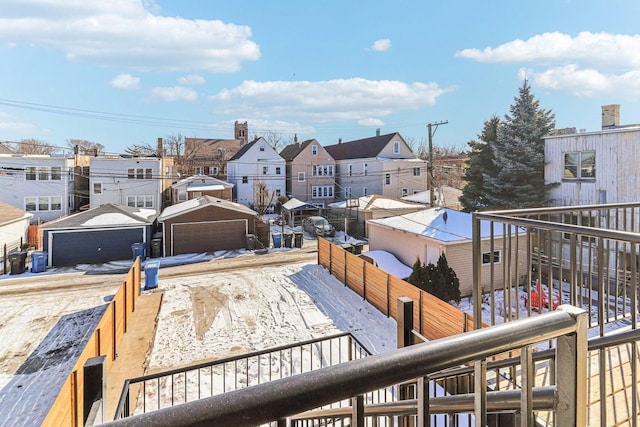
[358,118,385,126]
[369,39,391,52]
[458,31,640,98]
[111,73,140,90]
[149,86,198,101]
[178,74,206,86]
[0,0,260,72]
[210,78,454,121]
[0,112,47,134]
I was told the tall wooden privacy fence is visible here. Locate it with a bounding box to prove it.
[43,257,142,427]
[318,238,478,340]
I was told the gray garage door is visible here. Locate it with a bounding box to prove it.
[50,228,145,267]
[171,220,247,255]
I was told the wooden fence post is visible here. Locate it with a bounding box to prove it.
[397,297,414,348]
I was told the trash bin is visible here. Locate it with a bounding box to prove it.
[8,251,27,275]
[293,232,303,248]
[150,238,162,258]
[131,242,146,262]
[283,232,293,248]
[31,251,48,273]
[144,261,160,290]
[246,234,256,250]
[272,233,282,248]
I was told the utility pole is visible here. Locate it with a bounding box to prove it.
[427,120,448,207]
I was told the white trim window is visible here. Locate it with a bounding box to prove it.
[385,173,391,185]
[25,196,62,211]
[25,166,36,181]
[51,166,62,180]
[298,172,306,182]
[482,250,501,265]
[393,141,400,154]
[312,185,334,199]
[209,166,219,175]
[242,176,248,184]
[402,188,409,197]
[194,166,204,175]
[344,187,352,198]
[311,145,318,156]
[263,166,268,175]
[348,164,353,177]
[275,167,282,175]
[93,182,103,194]
[564,151,595,179]
[413,167,421,176]
[127,195,154,208]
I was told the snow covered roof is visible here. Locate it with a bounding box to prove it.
[40,204,156,229]
[158,195,257,221]
[187,184,225,192]
[282,197,317,211]
[401,186,462,206]
[173,175,233,190]
[0,202,32,225]
[368,207,518,243]
[360,250,413,279]
[329,195,421,211]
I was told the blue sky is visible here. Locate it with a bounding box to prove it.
[2,0,640,154]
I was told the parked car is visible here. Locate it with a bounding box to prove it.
[303,216,335,237]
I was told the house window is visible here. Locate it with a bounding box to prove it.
[385,173,391,185]
[242,176,248,184]
[25,167,36,181]
[145,168,152,179]
[194,167,204,175]
[51,167,62,180]
[38,197,49,211]
[363,163,368,176]
[413,167,421,176]
[275,167,281,175]
[482,250,501,265]
[564,151,595,179]
[259,144,266,152]
[50,196,62,210]
[344,187,352,198]
[363,187,368,196]
[128,168,135,179]
[127,195,154,208]
[328,165,334,176]
[298,172,305,182]
[393,141,399,154]
[311,145,318,156]
[312,185,334,199]
[263,166,268,175]
[209,166,219,176]
[25,197,36,211]
[178,191,187,202]
[38,167,49,180]
[402,188,409,197]
[275,189,281,197]
[93,182,103,194]
[137,168,144,179]
[348,164,352,177]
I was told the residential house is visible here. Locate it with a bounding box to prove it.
[325,131,427,200]
[327,194,424,237]
[40,203,156,267]
[279,139,336,207]
[226,137,286,210]
[401,186,463,210]
[157,196,260,256]
[545,104,640,207]
[89,156,175,212]
[0,154,75,223]
[0,202,33,252]
[171,175,234,204]
[182,121,248,179]
[367,207,521,296]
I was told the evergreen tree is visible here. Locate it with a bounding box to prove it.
[483,80,556,209]
[459,115,500,212]
[407,255,461,304]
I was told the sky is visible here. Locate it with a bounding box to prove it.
[2,1,640,155]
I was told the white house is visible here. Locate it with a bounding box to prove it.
[0,154,75,223]
[545,104,640,207]
[324,131,427,200]
[226,137,286,209]
[89,156,175,211]
[0,202,33,250]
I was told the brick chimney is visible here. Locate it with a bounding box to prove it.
[602,104,620,129]
[157,137,163,157]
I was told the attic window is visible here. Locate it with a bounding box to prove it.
[259,144,266,152]
[393,141,399,154]
[311,145,318,156]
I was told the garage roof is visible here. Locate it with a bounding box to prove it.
[158,195,258,221]
[41,204,156,229]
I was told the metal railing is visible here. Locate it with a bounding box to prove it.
[102,305,588,426]
[113,332,372,420]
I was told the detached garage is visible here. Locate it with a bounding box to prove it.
[158,196,259,257]
[41,204,156,267]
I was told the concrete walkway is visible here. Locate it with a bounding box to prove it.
[105,289,164,420]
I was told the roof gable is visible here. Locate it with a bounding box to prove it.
[41,204,156,229]
[279,139,315,161]
[159,195,258,221]
[324,133,403,160]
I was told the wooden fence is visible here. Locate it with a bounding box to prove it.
[42,257,142,427]
[318,238,477,340]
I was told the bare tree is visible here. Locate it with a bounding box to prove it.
[252,181,276,215]
[251,130,293,153]
[11,138,57,155]
[124,143,157,157]
[68,139,105,156]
